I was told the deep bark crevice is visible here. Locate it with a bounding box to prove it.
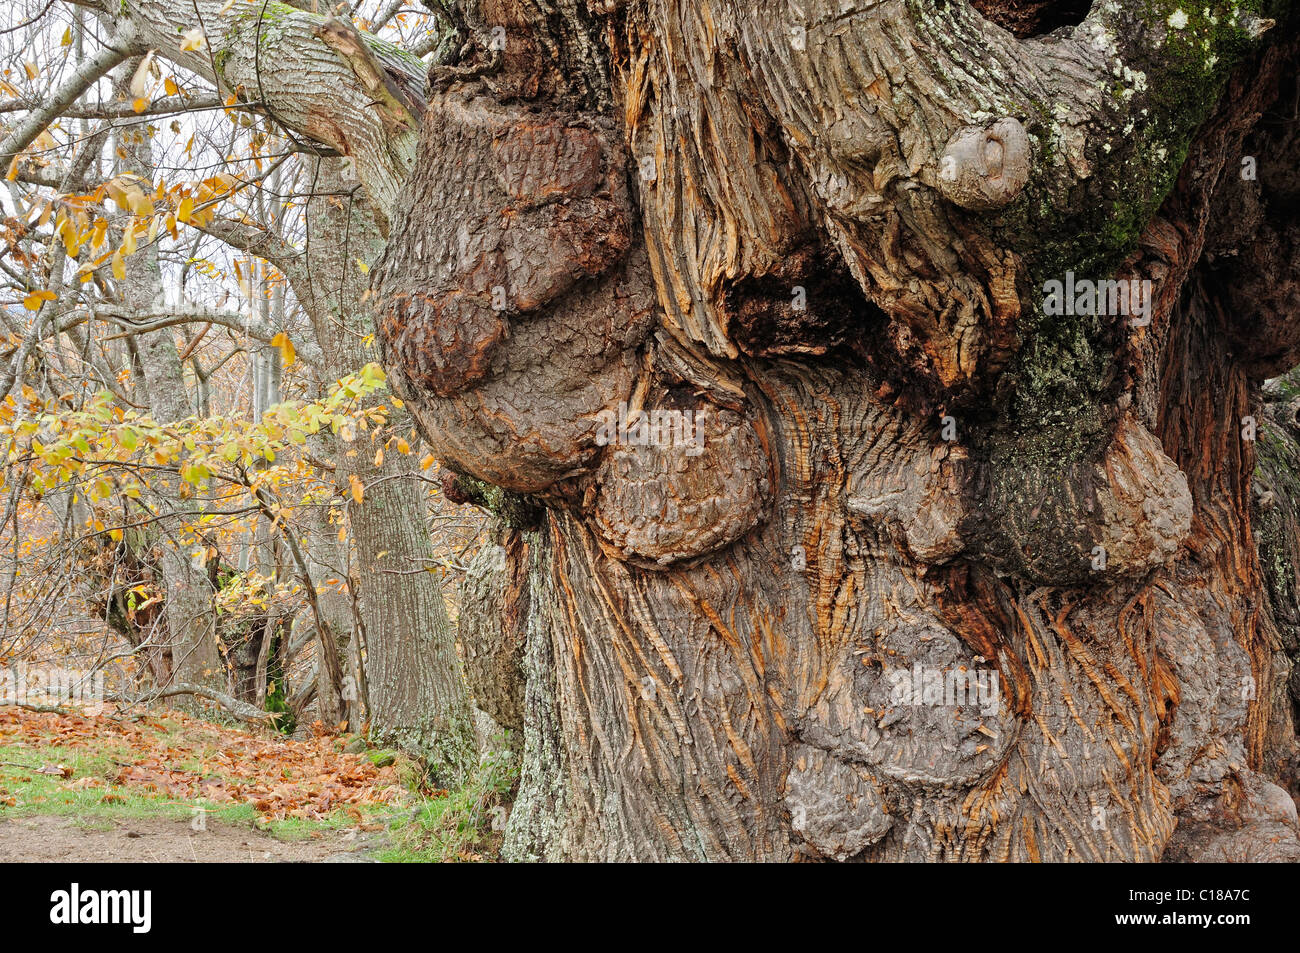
[967,0,1093,38]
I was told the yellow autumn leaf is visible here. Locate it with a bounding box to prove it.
[164,77,179,96]
[177,196,193,223]
[61,222,80,258]
[356,259,370,274]
[396,438,410,455]
[132,97,149,114]
[180,28,205,52]
[270,331,296,367]
[23,62,37,81]
[349,474,364,504]
[22,290,55,311]
[420,453,434,470]
[111,249,126,280]
[374,448,384,467]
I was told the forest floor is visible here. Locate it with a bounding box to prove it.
[0,706,512,862]
[0,813,374,862]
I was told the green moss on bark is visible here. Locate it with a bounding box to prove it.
[977,1,1282,585]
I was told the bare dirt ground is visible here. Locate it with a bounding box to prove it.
[0,814,379,862]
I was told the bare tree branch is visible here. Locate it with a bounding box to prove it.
[92,303,324,366]
[79,0,425,221]
[0,29,143,169]
[190,215,306,287]
[0,94,225,119]
[110,681,274,725]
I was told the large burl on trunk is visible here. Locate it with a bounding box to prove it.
[376,0,1300,860]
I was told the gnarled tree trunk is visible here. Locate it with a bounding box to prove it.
[375,0,1300,860]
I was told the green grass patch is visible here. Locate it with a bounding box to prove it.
[378,741,518,863]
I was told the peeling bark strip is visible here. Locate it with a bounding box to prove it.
[362,0,1300,861]
[313,16,426,131]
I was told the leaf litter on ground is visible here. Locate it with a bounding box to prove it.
[0,707,400,823]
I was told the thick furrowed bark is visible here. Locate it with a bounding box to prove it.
[388,0,1300,861]
[1255,375,1300,796]
[493,372,1187,861]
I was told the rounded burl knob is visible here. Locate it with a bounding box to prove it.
[937,117,1032,211]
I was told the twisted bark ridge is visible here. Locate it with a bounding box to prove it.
[371,0,1300,859]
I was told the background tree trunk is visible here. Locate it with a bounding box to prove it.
[114,67,223,702]
[302,158,477,778]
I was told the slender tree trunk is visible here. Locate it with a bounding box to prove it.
[296,431,357,728]
[114,66,222,700]
[303,159,477,777]
[346,447,477,774]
